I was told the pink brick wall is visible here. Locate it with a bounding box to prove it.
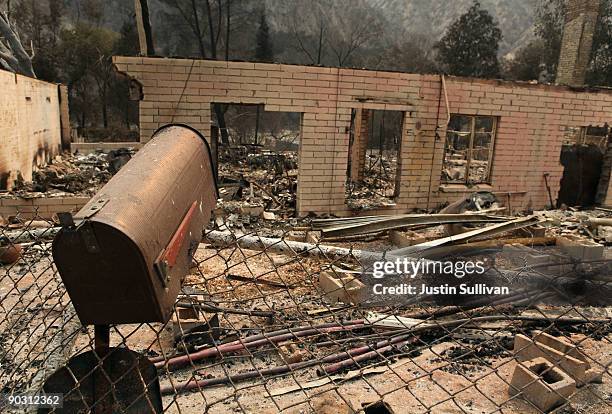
[113,57,612,215]
[427,77,611,211]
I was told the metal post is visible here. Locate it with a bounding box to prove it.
[94,325,112,414]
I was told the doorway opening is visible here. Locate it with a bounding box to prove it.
[346,109,403,210]
[211,104,301,217]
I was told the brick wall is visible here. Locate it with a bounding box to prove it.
[0,69,63,190]
[59,84,71,149]
[113,57,612,216]
[418,77,610,212]
[556,0,600,86]
[0,196,90,220]
[347,108,369,182]
[356,109,370,181]
[605,183,612,207]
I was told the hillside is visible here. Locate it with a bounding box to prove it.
[36,0,539,58]
[370,0,536,55]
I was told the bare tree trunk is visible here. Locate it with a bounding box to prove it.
[215,104,230,144]
[0,12,35,77]
[317,19,323,64]
[141,0,155,55]
[202,0,229,145]
[205,0,216,59]
[134,0,155,56]
[254,105,260,145]
[225,0,230,60]
[102,99,108,128]
[125,99,130,127]
[190,0,207,58]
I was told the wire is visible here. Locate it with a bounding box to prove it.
[171,58,197,123]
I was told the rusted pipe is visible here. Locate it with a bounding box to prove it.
[156,321,366,370]
[314,328,415,347]
[150,319,365,363]
[157,324,364,370]
[159,314,610,395]
[320,335,419,375]
[160,333,413,395]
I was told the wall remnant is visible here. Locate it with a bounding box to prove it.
[597,138,612,205]
[0,69,63,190]
[0,196,90,219]
[113,57,612,216]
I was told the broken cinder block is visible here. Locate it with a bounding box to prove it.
[306,230,321,244]
[509,357,576,412]
[556,235,604,261]
[239,204,265,217]
[319,270,365,305]
[389,230,427,247]
[279,343,307,364]
[514,331,602,386]
[501,244,554,269]
[173,306,206,337]
[172,295,212,339]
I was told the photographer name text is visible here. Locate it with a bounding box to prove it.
[372,283,509,295]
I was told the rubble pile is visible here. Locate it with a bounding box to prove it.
[7,149,135,197]
[217,146,298,225]
[1,170,611,413]
[346,153,398,210]
[536,207,612,245]
[442,154,489,183]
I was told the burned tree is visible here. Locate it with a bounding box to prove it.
[255,11,273,63]
[134,0,155,56]
[287,0,381,68]
[0,12,35,77]
[161,0,232,144]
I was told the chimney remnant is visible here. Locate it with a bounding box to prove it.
[556,0,600,86]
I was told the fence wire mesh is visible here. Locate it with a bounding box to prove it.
[0,210,611,413]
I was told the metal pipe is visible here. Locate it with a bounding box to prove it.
[0,226,60,244]
[150,319,365,363]
[159,314,609,395]
[205,230,385,262]
[159,333,413,395]
[313,328,414,348]
[157,324,364,371]
[320,336,419,375]
[155,320,366,370]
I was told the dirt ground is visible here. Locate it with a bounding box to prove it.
[0,231,611,413]
[156,334,612,413]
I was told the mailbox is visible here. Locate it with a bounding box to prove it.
[53,124,218,325]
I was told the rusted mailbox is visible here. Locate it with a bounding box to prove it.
[53,124,217,325]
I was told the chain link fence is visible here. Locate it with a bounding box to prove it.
[0,210,611,413]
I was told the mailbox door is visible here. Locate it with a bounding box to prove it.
[53,223,162,324]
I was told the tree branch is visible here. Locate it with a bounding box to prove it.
[0,12,35,77]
